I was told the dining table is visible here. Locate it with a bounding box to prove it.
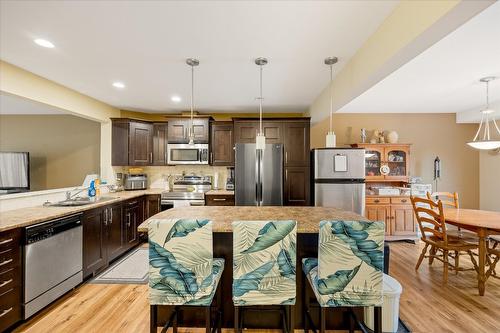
[443,208,500,296]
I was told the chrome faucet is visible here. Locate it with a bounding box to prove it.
[65,188,87,201]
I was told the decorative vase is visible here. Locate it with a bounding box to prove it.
[387,130,399,144]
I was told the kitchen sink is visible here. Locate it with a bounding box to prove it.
[47,196,116,207]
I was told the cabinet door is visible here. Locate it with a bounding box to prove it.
[234,121,259,143]
[129,121,153,165]
[366,205,391,235]
[391,205,416,236]
[107,204,125,262]
[83,208,107,278]
[145,195,160,219]
[167,119,188,143]
[384,146,410,181]
[152,123,168,165]
[124,199,144,247]
[111,119,130,166]
[284,166,310,206]
[192,118,209,143]
[211,122,234,166]
[262,122,283,144]
[363,147,385,181]
[284,121,310,167]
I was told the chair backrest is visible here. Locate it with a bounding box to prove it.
[411,196,448,242]
[317,220,385,306]
[426,191,459,209]
[148,218,213,304]
[232,220,297,305]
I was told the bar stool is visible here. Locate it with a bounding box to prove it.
[232,220,297,333]
[302,220,385,333]
[149,218,224,333]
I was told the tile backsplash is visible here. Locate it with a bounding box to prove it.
[113,165,230,190]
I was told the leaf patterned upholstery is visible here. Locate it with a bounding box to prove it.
[148,218,224,306]
[232,220,297,306]
[302,220,384,307]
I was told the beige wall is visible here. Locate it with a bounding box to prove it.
[0,115,100,191]
[479,151,500,211]
[311,113,479,209]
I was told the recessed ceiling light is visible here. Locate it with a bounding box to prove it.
[112,82,125,89]
[171,95,181,103]
[34,38,55,48]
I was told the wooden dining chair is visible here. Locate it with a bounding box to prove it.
[410,196,479,283]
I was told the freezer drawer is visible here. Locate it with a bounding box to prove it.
[314,183,365,215]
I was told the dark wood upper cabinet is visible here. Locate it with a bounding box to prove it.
[234,120,283,144]
[210,121,234,166]
[152,123,168,165]
[129,121,154,165]
[284,166,310,206]
[111,119,153,166]
[167,118,209,143]
[284,121,310,167]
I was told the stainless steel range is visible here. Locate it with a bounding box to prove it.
[161,175,211,209]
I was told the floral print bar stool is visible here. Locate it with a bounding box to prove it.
[232,220,297,333]
[149,218,224,333]
[302,220,385,333]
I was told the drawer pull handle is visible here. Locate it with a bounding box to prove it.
[0,279,13,288]
[213,198,226,201]
[0,259,13,267]
[0,238,13,246]
[401,199,408,203]
[374,199,380,203]
[127,201,138,206]
[0,307,13,318]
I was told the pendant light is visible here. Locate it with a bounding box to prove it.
[324,57,338,148]
[467,76,500,150]
[186,58,199,145]
[255,57,268,150]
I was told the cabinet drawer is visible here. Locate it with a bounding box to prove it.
[0,229,21,251]
[205,195,235,206]
[391,197,411,204]
[0,246,20,274]
[0,286,22,333]
[0,267,20,295]
[366,197,390,204]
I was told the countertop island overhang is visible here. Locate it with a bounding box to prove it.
[137,206,369,233]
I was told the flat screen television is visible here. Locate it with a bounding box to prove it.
[0,152,30,192]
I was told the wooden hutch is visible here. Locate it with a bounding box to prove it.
[352,143,417,241]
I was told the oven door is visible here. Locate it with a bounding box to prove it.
[167,144,208,165]
[161,200,205,208]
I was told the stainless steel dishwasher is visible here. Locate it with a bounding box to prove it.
[23,213,83,319]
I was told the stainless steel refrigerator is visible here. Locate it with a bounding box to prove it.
[313,148,366,215]
[235,143,283,206]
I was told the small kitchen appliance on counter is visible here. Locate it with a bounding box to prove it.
[225,167,235,190]
[124,174,147,190]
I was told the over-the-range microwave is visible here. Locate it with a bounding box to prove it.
[167,143,209,165]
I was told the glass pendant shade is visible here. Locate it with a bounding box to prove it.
[468,77,500,150]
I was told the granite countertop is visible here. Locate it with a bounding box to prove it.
[138,206,368,233]
[206,190,235,196]
[0,189,163,232]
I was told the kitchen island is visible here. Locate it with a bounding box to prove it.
[138,206,375,330]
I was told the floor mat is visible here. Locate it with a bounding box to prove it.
[91,247,148,284]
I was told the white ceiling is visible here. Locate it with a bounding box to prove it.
[338,1,500,121]
[0,0,397,113]
[0,92,67,115]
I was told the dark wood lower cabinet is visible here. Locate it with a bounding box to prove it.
[145,194,161,219]
[83,197,146,279]
[284,166,310,206]
[0,228,22,333]
[106,203,125,262]
[82,207,107,278]
[123,198,144,247]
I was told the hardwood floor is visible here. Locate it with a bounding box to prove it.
[13,242,500,333]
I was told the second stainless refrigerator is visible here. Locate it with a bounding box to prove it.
[235,143,283,206]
